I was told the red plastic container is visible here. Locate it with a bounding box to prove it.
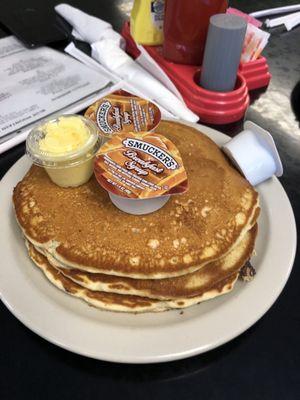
[121,21,271,124]
[239,57,271,91]
[163,0,227,65]
[187,70,249,124]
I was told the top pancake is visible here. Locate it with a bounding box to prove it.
[13,121,259,279]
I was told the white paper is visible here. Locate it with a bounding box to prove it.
[265,11,300,27]
[136,45,183,101]
[285,13,300,30]
[0,36,111,139]
[91,41,199,123]
[0,79,174,154]
[64,42,120,82]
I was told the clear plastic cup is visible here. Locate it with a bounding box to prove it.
[26,115,102,187]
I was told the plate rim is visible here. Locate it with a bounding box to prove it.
[0,121,297,363]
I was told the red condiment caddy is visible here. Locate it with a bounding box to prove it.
[238,57,271,91]
[121,21,271,125]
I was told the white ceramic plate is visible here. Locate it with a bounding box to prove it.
[0,123,296,364]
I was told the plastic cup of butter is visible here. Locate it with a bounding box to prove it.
[108,192,170,215]
[26,115,103,188]
[222,121,283,186]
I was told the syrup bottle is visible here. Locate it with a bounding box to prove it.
[163,0,228,65]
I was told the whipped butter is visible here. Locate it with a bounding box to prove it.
[26,115,102,187]
[39,116,90,154]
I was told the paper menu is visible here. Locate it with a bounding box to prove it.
[0,36,111,138]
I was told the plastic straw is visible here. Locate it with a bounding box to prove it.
[250,4,300,18]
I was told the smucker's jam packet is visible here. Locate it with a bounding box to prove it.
[84,90,161,137]
[94,131,188,199]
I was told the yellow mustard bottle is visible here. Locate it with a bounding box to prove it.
[130,0,165,45]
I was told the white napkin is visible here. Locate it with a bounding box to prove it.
[135,44,184,101]
[64,42,119,82]
[55,3,125,47]
[55,3,199,123]
[91,41,197,122]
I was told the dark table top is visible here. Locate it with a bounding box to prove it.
[0,1,299,399]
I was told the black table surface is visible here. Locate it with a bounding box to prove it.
[1,1,299,399]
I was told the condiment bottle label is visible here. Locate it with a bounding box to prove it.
[94,131,188,199]
[84,90,161,137]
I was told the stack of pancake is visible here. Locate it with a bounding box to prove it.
[13,121,260,313]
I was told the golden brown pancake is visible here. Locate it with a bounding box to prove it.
[30,225,257,300]
[13,121,259,279]
[27,241,239,313]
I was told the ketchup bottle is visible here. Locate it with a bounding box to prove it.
[163,0,228,65]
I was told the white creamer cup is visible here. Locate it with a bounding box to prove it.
[108,193,170,215]
[222,121,283,186]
